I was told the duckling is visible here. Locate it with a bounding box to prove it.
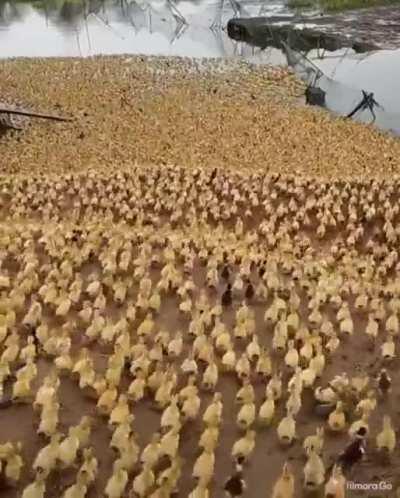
[324,464,346,498]
[4,442,24,485]
[160,424,180,460]
[202,393,223,427]
[193,448,215,485]
[246,335,261,362]
[355,390,376,417]
[168,332,183,358]
[110,394,130,425]
[256,347,272,378]
[188,482,209,498]
[235,378,255,405]
[303,427,324,456]
[376,415,396,453]
[33,433,61,473]
[365,315,379,341]
[96,382,118,415]
[202,358,218,391]
[284,340,299,370]
[266,371,283,400]
[132,464,155,497]
[137,313,155,337]
[235,353,250,380]
[272,462,295,498]
[141,433,161,468]
[62,471,88,498]
[258,392,275,426]
[105,460,128,498]
[315,386,338,405]
[304,449,325,490]
[21,469,48,498]
[301,364,317,388]
[222,347,236,372]
[199,426,219,452]
[231,430,256,465]
[286,383,302,416]
[182,391,201,422]
[237,401,256,430]
[277,410,296,445]
[58,431,80,468]
[181,352,199,376]
[381,334,395,360]
[78,448,98,484]
[38,396,60,437]
[161,396,181,431]
[328,402,346,432]
[127,371,146,402]
[110,415,135,453]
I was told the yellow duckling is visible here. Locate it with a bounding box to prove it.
[21,469,48,498]
[266,371,283,401]
[132,463,155,497]
[182,391,201,422]
[314,386,338,405]
[96,382,118,415]
[285,341,299,373]
[110,415,135,453]
[78,448,98,485]
[141,433,161,468]
[4,442,23,485]
[58,431,80,468]
[324,464,346,498]
[286,383,302,416]
[199,426,219,452]
[381,333,395,360]
[202,358,218,391]
[256,347,272,378]
[237,401,256,430]
[202,393,223,427]
[34,372,59,411]
[137,312,155,337]
[161,396,181,430]
[221,346,236,372]
[188,482,209,498]
[303,427,324,456]
[236,378,255,405]
[258,392,275,426]
[114,434,140,473]
[168,332,183,358]
[304,449,325,489]
[110,394,130,425]
[20,336,36,363]
[155,370,176,409]
[38,396,60,437]
[277,410,296,445]
[70,416,93,449]
[328,402,346,432]
[339,316,353,336]
[246,335,261,361]
[376,415,396,453]
[33,433,61,473]
[62,470,88,498]
[301,364,317,388]
[193,448,215,485]
[386,313,399,335]
[235,353,250,380]
[127,371,146,402]
[272,462,295,498]
[355,390,376,417]
[366,315,379,341]
[160,425,180,460]
[231,430,256,465]
[105,460,128,498]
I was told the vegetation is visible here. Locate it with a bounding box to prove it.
[288,0,400,11]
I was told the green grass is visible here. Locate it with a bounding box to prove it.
[288,0,400,11]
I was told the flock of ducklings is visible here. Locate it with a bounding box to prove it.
[0,164,399,498]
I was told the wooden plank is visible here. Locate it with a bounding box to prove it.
[0,106,72,122]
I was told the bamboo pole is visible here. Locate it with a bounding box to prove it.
[0,106,72,122]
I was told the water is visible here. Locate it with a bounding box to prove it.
[0,0,291,58]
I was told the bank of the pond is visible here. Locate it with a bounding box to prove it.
[1,55,400,181]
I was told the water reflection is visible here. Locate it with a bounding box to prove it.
[0,0,289,58]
